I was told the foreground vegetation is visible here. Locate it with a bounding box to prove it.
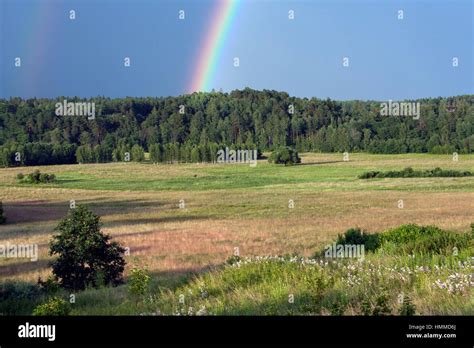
[0,223,472,316]
[1,153,473,286]
[148,224,473,316]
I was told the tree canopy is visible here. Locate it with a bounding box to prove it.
[1,89,473,167]
[49,205,126,290]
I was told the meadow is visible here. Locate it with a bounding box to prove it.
[0,153,473,315]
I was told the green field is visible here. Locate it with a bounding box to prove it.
[0,153,473,315]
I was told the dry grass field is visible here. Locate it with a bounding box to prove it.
[0,153,473,284]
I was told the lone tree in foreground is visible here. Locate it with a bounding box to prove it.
[49,205,126,290]
[0,201,5,224]
[268,146,301,166]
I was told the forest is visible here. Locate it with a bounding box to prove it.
[0,89,473,166]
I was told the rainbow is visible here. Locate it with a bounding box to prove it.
[24,2,56,96]
[29,3,53,61]
[188,0,239,93]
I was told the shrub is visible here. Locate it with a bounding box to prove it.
[324,292,348,315]
[128,267,151,296]
[39,173,49,183]
[358,171,380,179]
[0,282,41,301]
[381,224,440,245]
[30,169,41,183]
[359,167,473,179]
[0,201,5,224]
[226,255,241,265]
[359,294,391,316]
[380,224,472,255]
[16,170,56,184]
[32,297,71,316]
[37,276,61,295]
[335,228,381,253]
[49,205,126,290]
[0,281,43,315]
[372,292,391,316]
[314,228,381,258]
[316,224,472,258]
[398,295,416,316]
[361,298,372,316]
[38,173,55,183]
[268,146,301,166]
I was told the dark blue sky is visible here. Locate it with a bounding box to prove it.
[0,0,472,100]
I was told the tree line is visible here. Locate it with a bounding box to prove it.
[0,89,473,167]
[0,141,261,166]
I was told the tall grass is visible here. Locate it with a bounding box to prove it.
[1,224,472,316]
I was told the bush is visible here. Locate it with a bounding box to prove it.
[16,170,56,184]
[39,173,49,183]
[316,224,472,258]
[398,296,416,316]
[268,146,301,166]
[323,292,348,315]
[0,281,43,315]
[314,228,381,258]
[0,282,41,300]
[0,201,5,224]
[49,205,126,290]
[30,169,41,183]
[380,224,472,255]
[226,255,241,265]
[358,171,380,179]
[381,224,439,245]
[37,276,61,295]
[359,167,473,179]
[128,267,151,296]
[372,292,391,316]
[335,228,381,253]
[359,293,391,316]
[32,297,71,316]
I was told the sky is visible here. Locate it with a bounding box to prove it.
[0,0,472,100]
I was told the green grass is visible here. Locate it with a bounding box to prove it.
[146,255,473,316]
[143,225,474,316]
[2,153,474,193]
[1,153,473,315]
[1,224,472,316]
